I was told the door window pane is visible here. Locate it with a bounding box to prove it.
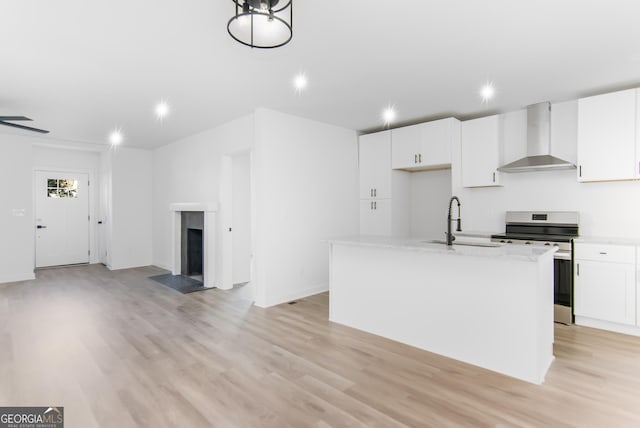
[47,178,78,198]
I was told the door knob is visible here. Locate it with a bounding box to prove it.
[36,225,47,229]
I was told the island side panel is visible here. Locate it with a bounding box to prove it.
[535,251,555,379]
[329,242,554,384]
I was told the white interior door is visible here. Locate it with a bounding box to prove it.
[35,171,90,268]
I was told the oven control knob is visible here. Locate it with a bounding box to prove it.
[544,242,551,246]
[507,240,512,244]
[525,241,531,245]
[553,243,559,247]
[500,240,506,243]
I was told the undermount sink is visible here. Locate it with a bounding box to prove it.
[422,239,502,248]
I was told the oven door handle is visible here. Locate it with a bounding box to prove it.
[554,252,571,261]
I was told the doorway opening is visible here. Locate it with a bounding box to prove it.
[221,151,253,301]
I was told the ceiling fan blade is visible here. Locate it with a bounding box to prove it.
[0,120,49,134]
[0,116,32,121]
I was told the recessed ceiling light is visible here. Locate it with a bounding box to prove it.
[109,129,123,146]
[293,73,308,93]
[155,100,170,120]
[480,82,496,103]
[382,105,397,126]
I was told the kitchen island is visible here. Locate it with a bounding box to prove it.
[328,236,557,384]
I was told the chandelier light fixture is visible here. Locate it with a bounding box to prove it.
[227,0,293,48]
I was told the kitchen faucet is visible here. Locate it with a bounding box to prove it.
[446,196,462,246]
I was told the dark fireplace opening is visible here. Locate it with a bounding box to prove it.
[181,211,204,279]
[187,228,203,275]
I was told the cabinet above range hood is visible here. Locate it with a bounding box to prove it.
[497,102,576,173]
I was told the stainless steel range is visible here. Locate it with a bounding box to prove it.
[491,211,579,325]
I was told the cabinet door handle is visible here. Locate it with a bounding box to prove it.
[492,172,496,183]
[370,201,373,210]
[576,263,580,276]
[599,252,607,255]
[374,201,377,210]
[414,154,417,164]
[374,189,377,197]
[418,153,422,163]
[370,188,373,197]
[579,165,582,178]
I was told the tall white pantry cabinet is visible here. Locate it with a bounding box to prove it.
[358,131,409,237]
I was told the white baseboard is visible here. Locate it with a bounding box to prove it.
[151,263,173,272]
[106,263,152,271]
[575,316,640,337]
[0,272,36,284]
[255,283,329,308]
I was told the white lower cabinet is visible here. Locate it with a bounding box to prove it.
[574,260,636,325]
[359,199,391,236]
[574,242,636,327]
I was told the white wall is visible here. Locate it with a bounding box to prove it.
[152,114,254,275]
[32,146,101,263]
[452,100,640,239]
[0,135,152,276]
[409,169,452,240]
[108,147,153,269]
[252,108,359,307]
[0,136,35,283]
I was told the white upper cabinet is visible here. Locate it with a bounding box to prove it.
[359,131,391,199]
[391,118,457,171]
[460,115,502,187]
[391,125,421,169]
[577,88,638,182]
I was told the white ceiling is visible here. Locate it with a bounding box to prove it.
[2,0,640,149]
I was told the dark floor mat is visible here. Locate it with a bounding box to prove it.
[149,273,211,294]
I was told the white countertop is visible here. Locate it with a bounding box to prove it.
[328,235,557,261]
[575,236,640,246]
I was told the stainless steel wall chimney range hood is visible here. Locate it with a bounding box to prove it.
[497,102,576,173]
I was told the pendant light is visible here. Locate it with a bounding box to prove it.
[227,0,293,49]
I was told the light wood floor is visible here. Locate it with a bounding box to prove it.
[2,265,640,427]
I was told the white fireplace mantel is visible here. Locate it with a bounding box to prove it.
[170,202,219,212]
[170,202,221,289]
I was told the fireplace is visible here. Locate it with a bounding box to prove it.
[170,202,221,289]
[186,229,203,275]
[181,211,204,277]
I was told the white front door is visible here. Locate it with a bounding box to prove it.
[35,171,90,268]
